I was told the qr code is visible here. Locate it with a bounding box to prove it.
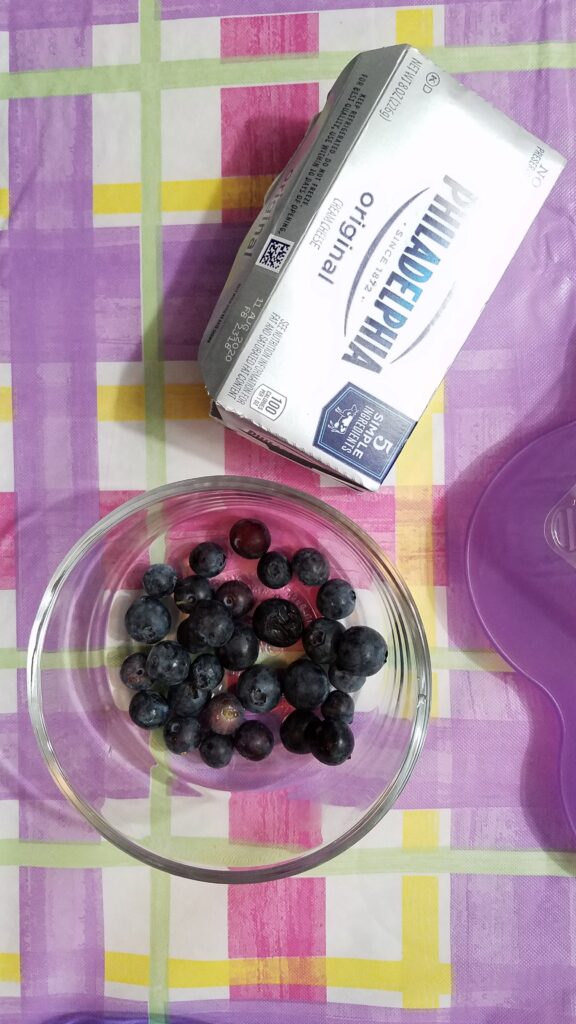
[256,234,294,274]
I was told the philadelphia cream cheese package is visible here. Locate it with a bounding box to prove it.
[199,45,565,489]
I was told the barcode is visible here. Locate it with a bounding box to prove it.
[256,234,294,274]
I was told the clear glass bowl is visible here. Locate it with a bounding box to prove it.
[28,477,430,883]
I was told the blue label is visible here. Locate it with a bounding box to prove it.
[313,383,415,483]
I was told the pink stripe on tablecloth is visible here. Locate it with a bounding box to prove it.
[224,428,322,493]
[99,490,147,589]
[220,83,319,177]
[229,791,323,849]
[433,485,447,586]
[221,12,319,57]
[0,491,16,589]
[228,877,326,1003]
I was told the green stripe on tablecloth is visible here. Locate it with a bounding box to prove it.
[429,648,513,673]
[140,6,170,1023]
[0,646,515,672]
[0,839,573,877]
[1,43,575,101]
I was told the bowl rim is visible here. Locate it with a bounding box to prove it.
[27,475,431,883]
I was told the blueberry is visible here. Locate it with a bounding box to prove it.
[216,579,254,618]
[321,689,354,724]
[304,714,323,748]
[146,641,190,686]
[176,617,211,654]
[236,664,282,713]
[337,626,388,676]
[252,598,303,648]
[119,652,152,691]
[292,547,330,587]
[279,709,318,754]
[189,541,227,579]
[125,596,171,644]
[187,600,235,647]
[230,518,271,559]
[328,665,366,693]
[174,575,213,613]
[217,624,259,671]
[201,693,244,735]
[257,551,292,590]
[163,716,202,754]
[199,732,234,768]
[129,690,170,729]
[316,579,356,619]
[187,653,224,692]
[143,563,178,598]
[282,658,330,710]
[302,618,345,664]
[234,721,274,762]
[167,680,210,718]
[309,719,354,765]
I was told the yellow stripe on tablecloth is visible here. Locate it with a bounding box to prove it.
[162,178,222,212]
[396,8,435,48]
[0,387,12,421]
[326,955,450,1000]
[164,383,210,420]
[97,384,209,421]
[103,952,449,999]
[393,4,441,684]
[228,956,325,987]
[395,406,434,488]
[0,188,8,220]
[402,876,451,1008]
[0,953,20,983]
[97,385,145,421]
[428,382,445,415]
[105,951,149,986]
[403,810,440,849]
[94,183,142,214]
[93,175,274,215]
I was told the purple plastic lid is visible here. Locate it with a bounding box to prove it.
[466,421,576,833]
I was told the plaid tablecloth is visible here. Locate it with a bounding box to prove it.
[1,1,575,1022]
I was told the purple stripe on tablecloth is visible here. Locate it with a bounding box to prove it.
[19,868,104,1016]
[4,998,576,1024]
[0,711,18,799]
[448,672,575,851]
[394,710,573,847]
[163,223,246,360]
[9,97,99,642]
[161,0,486,16]
[451,875,573,1015]
[143,1001,576,1024]
[0,234,8,361]
[446,0,576,46]
[94,228,142,362]
[9,25,91,72]
[16,677,101,838]
[0,0,138,30]
[3,1008,576,1024]
[92,0,140,23]
[444,70,576,653]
